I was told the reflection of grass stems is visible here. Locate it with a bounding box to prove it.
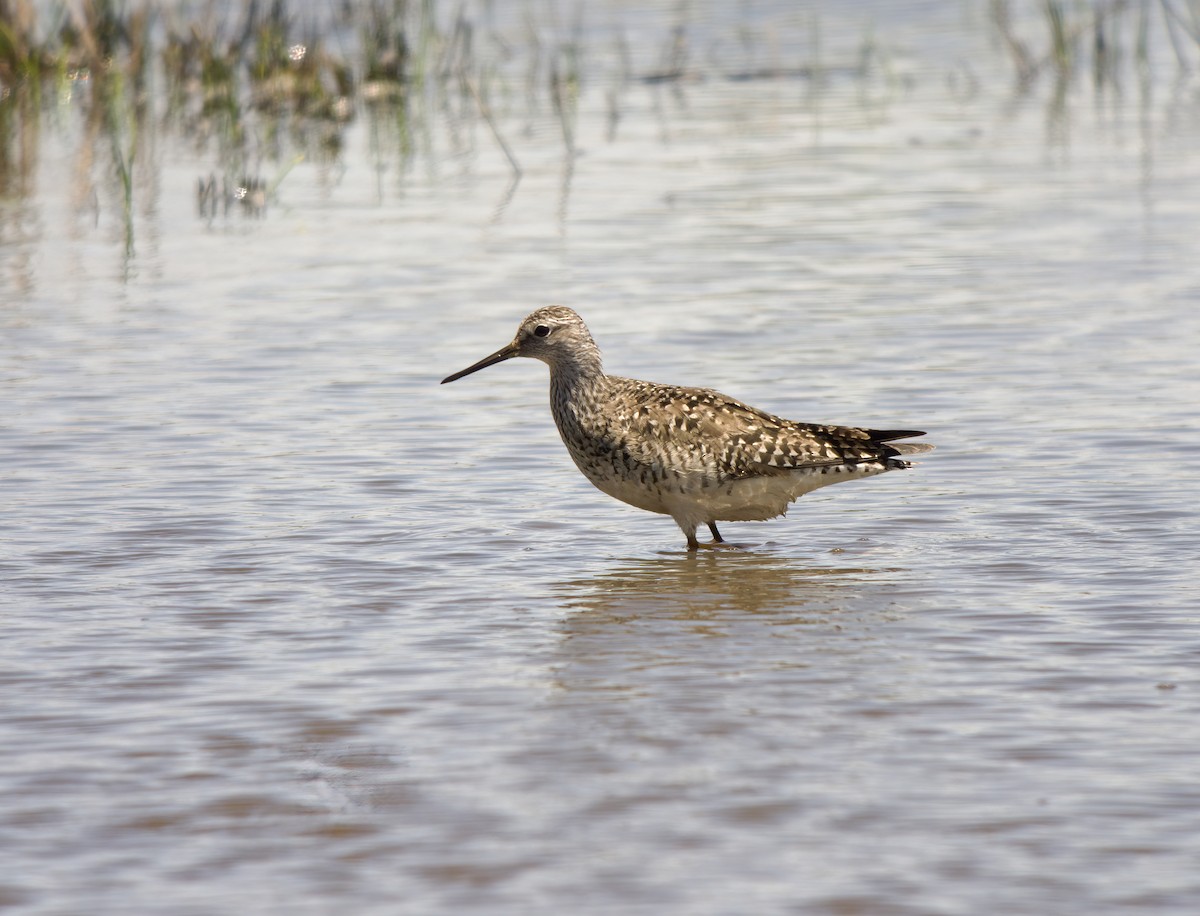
[991,0,1037,86]
[106,74,137,257]
[63,0,152,259]
[0,0,43,195]
[1159,0,1197,69]
[855,23,891,117]
[1093,7,1112,90]
[463,73,520,179]
[605,28,629,142]
[265,151,303,198]
[1135,2,1150,74]
[550,54,578,156]
[991,0,1165,89]
[1044,0,1072,74]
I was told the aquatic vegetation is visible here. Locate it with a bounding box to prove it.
[990,0,1199,90]
[0,0,1197,255]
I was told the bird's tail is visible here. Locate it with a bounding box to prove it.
[870,429,934,468]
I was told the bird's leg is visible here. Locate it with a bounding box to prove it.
[678,521,701,550]
[707,523,725,544]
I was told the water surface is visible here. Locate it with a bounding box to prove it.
[3,2,1200,913]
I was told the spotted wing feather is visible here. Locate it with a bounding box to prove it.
[606,378,928,480]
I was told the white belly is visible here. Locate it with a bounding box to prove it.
[667,462,891,526]
[568,441,891,525]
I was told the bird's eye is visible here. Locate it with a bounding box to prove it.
[533,325,551,338]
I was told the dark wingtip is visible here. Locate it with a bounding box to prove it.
[871,429,927,441]
[871,429,933,460]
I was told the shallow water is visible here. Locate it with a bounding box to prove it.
[3,1,1200,913]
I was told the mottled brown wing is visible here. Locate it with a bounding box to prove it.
[606,379,917,478]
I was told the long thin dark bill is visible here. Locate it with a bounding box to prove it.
[440,343,519,384]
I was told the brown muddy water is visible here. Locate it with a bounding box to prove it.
[3,2,1200,913]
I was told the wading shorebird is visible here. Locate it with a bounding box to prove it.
[441,306,932,549]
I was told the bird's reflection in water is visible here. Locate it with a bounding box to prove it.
[554,549,891,623]
[546,549,909,698]
[538,551,915,769]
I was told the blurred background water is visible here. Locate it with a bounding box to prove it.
[2,1,1200,913]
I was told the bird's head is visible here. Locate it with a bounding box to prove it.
[441,306,601,383]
